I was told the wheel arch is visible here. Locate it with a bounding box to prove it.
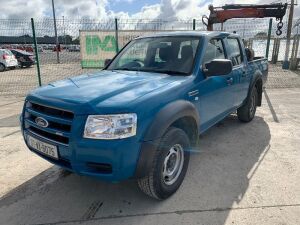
[142,100,200,142]
[135,100,200,178]
[249,72,263,107]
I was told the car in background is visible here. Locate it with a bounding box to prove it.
[68,45,80,52]
[53,45,63,52]
[37,46,44,53]
[0,49,18,72]
[10,49,35,68]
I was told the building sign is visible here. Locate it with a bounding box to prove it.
[80,30,163,68]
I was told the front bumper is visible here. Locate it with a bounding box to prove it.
[21,96,155,182]
[22,128,143,182]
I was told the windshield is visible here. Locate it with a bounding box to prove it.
[2,49,13,55]
[107,36,201,75]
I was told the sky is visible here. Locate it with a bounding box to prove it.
[0,0,298,21]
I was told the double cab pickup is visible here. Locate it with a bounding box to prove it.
[21,31,268,199]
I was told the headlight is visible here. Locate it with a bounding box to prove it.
[83,114,137,139]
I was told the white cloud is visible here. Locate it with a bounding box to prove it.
[0,0,296,23]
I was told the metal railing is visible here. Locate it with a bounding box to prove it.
[0,17,299,96]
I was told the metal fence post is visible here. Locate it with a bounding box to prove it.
[283,0,295,69]
[52,0,60,64]
[265,18,273,59]
[115,18,119,53]
[193,19,196,30]
[290,35,300,70]
[31,18,42,87]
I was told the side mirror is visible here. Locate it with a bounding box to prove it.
[104,59,112,67]
[203,59,233,77]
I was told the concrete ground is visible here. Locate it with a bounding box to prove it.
[0,66,300,224]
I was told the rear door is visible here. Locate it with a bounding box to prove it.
[197,38,235,130]
[225,37,249,107]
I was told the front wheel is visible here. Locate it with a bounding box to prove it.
[0,63,5,72]
[237,86,258,122]
[138,127,190,200]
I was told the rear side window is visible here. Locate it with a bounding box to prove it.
[202,39,225,65]
[227,38,243,66]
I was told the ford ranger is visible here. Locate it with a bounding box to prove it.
[21,31,268,199]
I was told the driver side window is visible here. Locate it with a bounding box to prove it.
[202,39,225,66]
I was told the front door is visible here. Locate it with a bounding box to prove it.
[196,38,234,132]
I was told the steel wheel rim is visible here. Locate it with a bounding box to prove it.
[162,144,184,186]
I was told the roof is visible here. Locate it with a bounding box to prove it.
[135,31,233,39]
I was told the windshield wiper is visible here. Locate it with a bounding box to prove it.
[153,70,188,75]
[112,68,132,71]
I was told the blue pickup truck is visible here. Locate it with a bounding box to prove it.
[21,31,268,199]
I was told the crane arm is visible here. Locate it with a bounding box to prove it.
[202,3,287,36]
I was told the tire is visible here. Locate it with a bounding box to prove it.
[237,86,258,122]
[138,127,190,200]
[0,63,5,72]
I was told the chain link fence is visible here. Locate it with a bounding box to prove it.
[0,17,300,96]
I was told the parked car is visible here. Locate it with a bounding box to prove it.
[0,49,18,72]
[21,31,268,199]
[22,45,34,52]
[10,49,35,68]
[37,46,44,53]
[53,45,63,52]
[68,45,80,52]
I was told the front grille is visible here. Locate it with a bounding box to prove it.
[31,102,74,119]
[24,101,74,145]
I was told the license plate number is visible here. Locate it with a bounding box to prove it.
[27,135,58,159]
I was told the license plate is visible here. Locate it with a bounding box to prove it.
[27,135,58,159]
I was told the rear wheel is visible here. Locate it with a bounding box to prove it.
[237,86,258,122]
[0,63,5,72]
[138,127,190,200]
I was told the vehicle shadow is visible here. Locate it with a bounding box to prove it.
[0,115,271,225]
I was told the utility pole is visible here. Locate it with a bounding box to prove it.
[52,0,60,63]
[282,0,294,69]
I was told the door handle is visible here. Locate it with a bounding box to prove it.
[227,77,233,85]
[241,71,247,77]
